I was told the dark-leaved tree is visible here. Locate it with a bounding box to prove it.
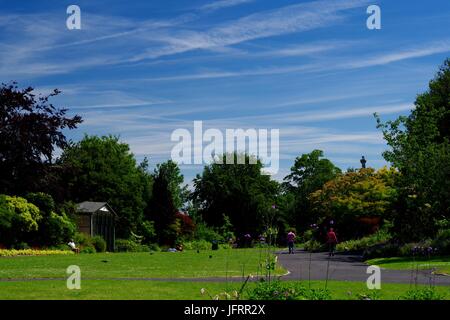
[0,82,82,195]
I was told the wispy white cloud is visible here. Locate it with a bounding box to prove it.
[192,103,414,126]
[200,0,256,12]
[341,40,450,69]
[0,0,370,77]
[130,0,369,61]
[276,103,414,123]
[133,40,450,82]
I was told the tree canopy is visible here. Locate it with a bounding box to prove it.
[309,167,398,239]
[58,135,152,238]
[376,59,450,240]
[192,153,280,237]
[0,82,82,195]
[283,150,341,232]
[146,160,187,244]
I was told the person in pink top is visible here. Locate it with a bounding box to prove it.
[327,228,338,257]
[287,230,296,254]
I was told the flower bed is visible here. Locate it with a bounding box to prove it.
[0,249,74,257]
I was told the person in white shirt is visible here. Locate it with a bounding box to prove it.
[68,240,80,253]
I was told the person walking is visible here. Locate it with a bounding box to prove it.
[326,228,338,257]
[287,230,296,254]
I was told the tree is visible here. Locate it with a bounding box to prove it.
[376,59,450,240]
[58,135,151,238]
[145,160,186,244]
[0,82,82,195]
[25,192,76,247]
[0,195,42,247]
[309,167,398,240]
[283,150,341,232]
[192,153,280,237]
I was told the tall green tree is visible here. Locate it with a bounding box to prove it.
[0,82,82,195]
[376,59,450,240]
[145,160,186,244]
[192,153,280,237]
[58,135,152,238]
[283,150,341,232]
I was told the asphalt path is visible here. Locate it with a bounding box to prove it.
[275,249,450,286]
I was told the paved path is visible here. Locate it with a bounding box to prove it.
[275,249,450,286]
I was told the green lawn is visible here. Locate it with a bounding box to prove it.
[1,250,449,300]
[0,249,285,279]
[367,256,450,274]
[0,279,448,300]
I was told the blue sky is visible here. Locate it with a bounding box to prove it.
[1,0,449,184]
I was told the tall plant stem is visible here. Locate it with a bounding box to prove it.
[308,251,312,289]
[325,254,331,290]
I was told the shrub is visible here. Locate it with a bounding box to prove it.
[193,222,223,242]
[13,242,30,250]
[306,288,332,300]
[139,220,157,244]
[74,232,93,248]
[220,243,232,250]
[25,193,76,247]
[147,243,160,252]
[80,246,96,254]
[115,239,138,252]
[337,229,392,253]
[183,240,212,251]
[218,214,234,241]
[175,212,195,238]
[363,239,441,259]
[356,290,382,300]
[0,195,42,247]
[115,239,150,252]
[432,229,450,255]
[303,230,313,242]
[43,211,76,246]
[247,281,307,300]
[91,236,107,252]
[246,281,331,300]
[303,240,324,252]
[362,243,401,259]
[400,288,446,300]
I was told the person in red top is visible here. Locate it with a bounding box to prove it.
[327,228,338,256]
[287,231,296,254]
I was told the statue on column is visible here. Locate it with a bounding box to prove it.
[360,156,367,168]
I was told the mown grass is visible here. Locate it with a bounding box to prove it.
[366,256,450,274]
[0,279,448,300]
[0,249,285,279]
